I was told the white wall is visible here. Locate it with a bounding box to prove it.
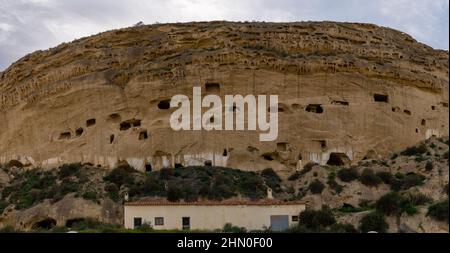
[124,204,305,231]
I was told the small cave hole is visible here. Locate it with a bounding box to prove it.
[75,128,84,137]
[110,134,115,144]
[139,130,148,140]
[120,122,131,131]
[223,149,228,157]
[157,100,171,110]
[327,153,351,166]
[59,132,71,140]
[145,163,152,172]
[373,94,389,103]
[86,118,96,127]
[306,104,324,114]
[421,119,426,126]
[32,218,57,230]
[403,110,411,116]
[205,82,221,93]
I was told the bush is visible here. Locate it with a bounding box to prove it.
[375,192,404,216]
[425,161,434,172]
[328,223,358,233]
[0,200,8,214]
[105,183,120,202]
[376,171,395,184]
[223,223,247,233]
[359,169,382,187]
[159,168,174,180]
[103,165,136,187]
[167,184,183,202]
[400,144,427,156]
[299,206,336,230]
[390,173,425,191]
[288,162,316,181]
[58,163,82,178]
[404,193,432,206]
[337,167,359,182]
[261,168,281,192]
[82,191,98,203]
[309,179,325,194]
[359,212,388,233]
[427,200,449,223]
[327,172,343,194]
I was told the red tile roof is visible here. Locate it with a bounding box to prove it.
[125,198,306,206]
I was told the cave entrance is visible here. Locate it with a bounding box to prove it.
[139,130,148,140]
[32,218,57,230]
[205,82,220,93]
[145,163,152,172]
[157,100,171,110]
[59,132,71,140]
[86,118,96,127]
[65,218,86,228]
[75,128,84,137]
[306,104,324,114]
[327,153,351,166]
[373,94,389,103]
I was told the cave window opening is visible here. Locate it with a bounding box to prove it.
[32,218,57,230]
[332,101,349,106]
[421,119,426,126]
[139,130,148,140]
[327,153,350,166]
[223,149,228,157]
[205,82,221,93]
[277,142,288,152]
[306,104,324,114]
[175,163,183,169]
[404,110,411,116]
[86,118,96,127]
[110,134,115,144]
[157,100,171,110]
[431,106,436,110]
[415,128,419,134]
[318,140,327,149]
[373,94,389,103]
[75,128,84,137]
[145,163,152,172]
[120,122,131,131]
[59,132,71,140]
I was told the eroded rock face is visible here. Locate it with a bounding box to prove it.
[0,21,448,172]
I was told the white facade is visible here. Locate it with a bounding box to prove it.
[124,200,306,231]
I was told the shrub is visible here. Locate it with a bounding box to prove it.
[309,179,325,194]
[82,191,98,203]
[58,163,82,178]
[103,165,135,187]
[288,162,316,181]
[359,169,382,187]
[337,167,359,182]
[237,174,267,200]
[359,212,388,233]
[376,171,395,184]
[105,183,120,202]
[404,193,432,206]
[261,168,281,192]
[159,168,174,180]
[0,200,8,214]
[299,206,336,229]
[375,192,404,216]
[167,184,183,202]
[223,223,247,233]
[400,144,427,156]
[327,172,343,194]
[328,223,358,233]
[427,200,449,223]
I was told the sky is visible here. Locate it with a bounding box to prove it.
[0,0,448,71]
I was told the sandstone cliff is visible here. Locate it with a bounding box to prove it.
[0,21,448,174]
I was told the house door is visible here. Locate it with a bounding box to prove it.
[182,217,190,230]
[270,215,289,232]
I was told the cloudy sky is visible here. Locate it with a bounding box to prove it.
[0,0,448,71]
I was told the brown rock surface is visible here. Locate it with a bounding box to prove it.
[0,21,448,173]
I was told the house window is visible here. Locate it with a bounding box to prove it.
[155,217,164,226]
[292,216,299,222]
[133,217,142,229]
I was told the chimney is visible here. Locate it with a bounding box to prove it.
[267,188,273,199]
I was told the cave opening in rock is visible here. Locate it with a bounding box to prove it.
[7,159,23,168]
[32,218,57,230]
[327,153,351,166]
[306,104,324,114]
[86,118,96,127]
[139,130,148,140]
[404,110,411,116]
[262,153,275,161]
[120,122,131,131]
[205,82,220,93]
[145,163,152,172]
[373,94,389,103]
[65,218,86,228]
[157,99,171,110]
[110,134,115,144]
[421,119,426,126]
[108,113,121,122]
[223,149,228,156]
[75,128,84,137]
[59,132,71,140]
[277,142,288,152]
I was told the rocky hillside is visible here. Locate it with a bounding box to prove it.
[0,137,448,232]
[0,21,448,174]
